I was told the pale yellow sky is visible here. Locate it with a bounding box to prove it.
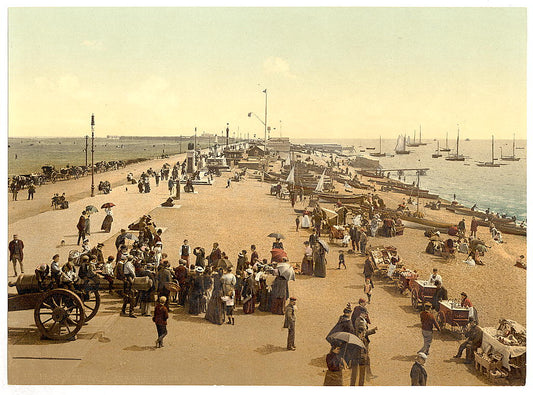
[8,7,527,140]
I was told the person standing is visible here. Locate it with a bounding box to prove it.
[84,213,91,236]
[121,258,137,318]
[364,278,373,304]
[168,178,175,196]
[363,254,374,288]
[470,217,478,238]
[410,353,428,386]
[295,216,300,232]
[359,230,368,255]
[27,183,36,200]
[338,250,346,270]
[8,234,24,276]
[284,297,297,350]
[419,305,440,355]
[50,254,61,287]
[458,218,466,236]
[76,212,86,245]
[428,268,442,286]
[241,268,256,314]
[301,241,314,275]
[153,296,169,348]
[101,207,114,233]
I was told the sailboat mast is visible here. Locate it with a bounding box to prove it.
[419,125,422,144]
[513,133,516,158]
[456,126,460,157]
[446,131,449,149]
[491,135,495,164]
[379,136,382,154]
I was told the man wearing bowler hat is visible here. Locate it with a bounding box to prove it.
[284,297,297,350]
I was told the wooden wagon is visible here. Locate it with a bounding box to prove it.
[410,279,437,310]
[436,300,470,331]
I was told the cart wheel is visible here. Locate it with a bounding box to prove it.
[411,290,419,310]
[437,311,446,330]
[80,289,100,322]
[34,289,85,340]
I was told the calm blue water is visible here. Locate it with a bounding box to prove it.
[293,138,527,222]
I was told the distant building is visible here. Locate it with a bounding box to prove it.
[246,145,265,158]
[303,143,343,153]
[267,137,290,153]
[223,148,245,166]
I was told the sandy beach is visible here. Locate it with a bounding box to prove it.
[6,149,526,386]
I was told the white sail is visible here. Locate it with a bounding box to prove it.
[315,170,326,192]
[394,135,402,152]
[406,135,411,145]
[285,152,291,166]
[286,166,295,184]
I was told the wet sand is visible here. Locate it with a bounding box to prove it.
[7,151,526,385]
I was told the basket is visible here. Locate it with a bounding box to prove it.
[165,282,180,293]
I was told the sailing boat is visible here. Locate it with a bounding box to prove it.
[431,141,442,158]
[314,170,326,193]
[407,130,420,147]
[440,131,451,152]
[445,126,465,161]
[500,133,520,161]
[370,136,386,157]
[286,166,295,184]
[395,135,410,155]
[418,125,427,146]
[477,135,500,167]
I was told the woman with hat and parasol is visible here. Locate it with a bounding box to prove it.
[101,204,114,233]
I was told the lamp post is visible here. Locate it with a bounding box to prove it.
[85,135,88,167]
[226,123,230,148]
[90,114,95,197]
[194,127,197,151]
[263,89,268,146]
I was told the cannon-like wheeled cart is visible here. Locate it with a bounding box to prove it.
[8,274,100,340]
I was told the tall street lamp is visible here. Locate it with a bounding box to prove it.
[263,89,268,146]
[90,114,95,197]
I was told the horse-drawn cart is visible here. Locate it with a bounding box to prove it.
[436,300,470,331]
[410,279,437,310]
[8,274,100,341]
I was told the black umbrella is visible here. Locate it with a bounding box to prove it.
[267,233,285,239]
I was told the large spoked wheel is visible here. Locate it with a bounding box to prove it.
[79,289,100,322]
[411,290,419,310]
[34,289,85,340]
[437,311,446,330]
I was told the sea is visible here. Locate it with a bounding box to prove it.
[7,136,527,222]
[293,138,527,223]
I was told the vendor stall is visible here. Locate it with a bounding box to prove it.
[368,245,400,276]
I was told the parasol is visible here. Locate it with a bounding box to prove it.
[327,331,366,349]
[214,258,233,270]
[267,232,285,239]
[101,202,116,209]
[124,233,139,241]
[85,205,99,214]
[317,239,330,253]
[276,262,295,281]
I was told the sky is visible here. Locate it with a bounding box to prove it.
[7,6,528,140]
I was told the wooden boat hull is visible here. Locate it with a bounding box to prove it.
[400,215,454,230]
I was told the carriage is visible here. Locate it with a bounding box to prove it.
[8,274,100,341]
[410,279,437,310]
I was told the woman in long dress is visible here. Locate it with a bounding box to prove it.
[101,208,114,233]
[301,241,314,275]
[242,270,256,314]
[188,268,205,315]
[257,277,271,312]
[270,275,289,315]
[313,242,328,278]
[205,268,225,324]
[301,214,311,229]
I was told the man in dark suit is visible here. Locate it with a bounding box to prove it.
[284,297,297,350]
[8,234,24,276]
[76,211,86,245]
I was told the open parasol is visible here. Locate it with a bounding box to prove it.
[276,262,295,281]
[267,232,285,239]
[124,233,139,241]
[317,239,330,253]
[327,331,366,349]
[214,258,233,271]
[85,205,99,214]
[101,202,116,209]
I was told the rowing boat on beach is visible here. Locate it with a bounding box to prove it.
[317,193,366,204]
[399,215,454,230]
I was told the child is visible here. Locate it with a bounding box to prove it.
[221,290,235,325]
[338,250,346,270]
[364,277,372,304]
